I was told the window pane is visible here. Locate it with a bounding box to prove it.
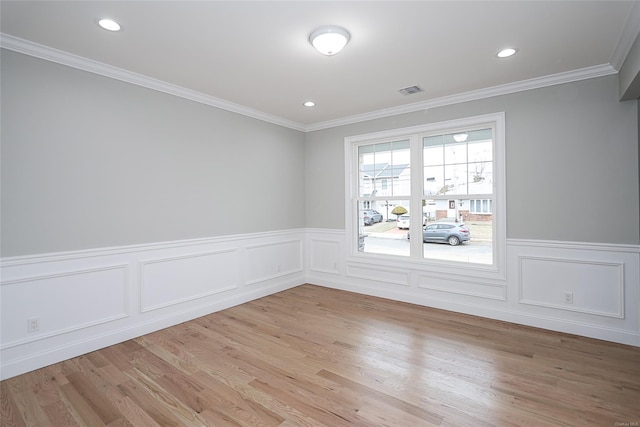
[360,200,410,257]
[424,165,444,195]
[444,138,467,165]
[444,164,468,195]
[423,202,492,264]
[358,140,410,197]
[468,139,492,163]
[423,138,444,166]
[468,161,493,194]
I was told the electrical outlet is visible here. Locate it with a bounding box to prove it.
[563,292,574,304]
[27,317,40,332]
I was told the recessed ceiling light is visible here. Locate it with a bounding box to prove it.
[98,18,121,32]
[303,101,316,107]
[497,48,517,58]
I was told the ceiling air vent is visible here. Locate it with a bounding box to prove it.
[398,85,424,96]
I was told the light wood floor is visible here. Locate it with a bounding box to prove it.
[2,284,639,426]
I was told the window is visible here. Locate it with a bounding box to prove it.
[346,113,505,272]
[470,199,492,214]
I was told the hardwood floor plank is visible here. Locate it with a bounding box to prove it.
[117,377,191,427]
[2,284,639,426]
[190,370,284,426]
[66,372,122,424]
[4,375,52,426]
[59,381,107,427]
[41,400,81,427]
[0,381,26,427]
[317,368,444,425]
[108,396,163,427]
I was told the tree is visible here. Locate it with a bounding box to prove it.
[391,205,408,221]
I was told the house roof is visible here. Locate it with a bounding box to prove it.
[361,164,410,179]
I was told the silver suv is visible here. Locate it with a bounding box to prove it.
[362,210,383,225]
[408,223,471,246]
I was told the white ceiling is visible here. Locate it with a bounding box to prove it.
[1,1,638,131]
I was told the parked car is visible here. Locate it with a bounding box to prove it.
[397,214,430,229]
[408,223,470,246]
[363,210,383,225]
[396,215,410,229]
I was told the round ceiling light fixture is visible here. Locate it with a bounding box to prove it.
[497,47,517,58]
[309,26,350,56]
[98,18,121,32]
[303,101,316,107]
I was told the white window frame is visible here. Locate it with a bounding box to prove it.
[344,112,506,279]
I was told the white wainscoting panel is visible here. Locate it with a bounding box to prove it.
[346,263,410,287]
[1,265,129,348]
[417,272,506,300]
[519,256,624,318]
[245,239,303,285]
[309,239,341,275]
[0,230,305,380]
[140,249,240,312]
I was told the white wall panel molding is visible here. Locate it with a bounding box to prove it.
[0,265,129,350]
[0,230,304,380]
[244,239,303,286]
[507,239,639,345]
[518,256,624,318]
[139,249,240,313]
[309,239,342,275]
[417,272,506,301]
[507,238,640,253]
[346,263,410,287]
[0,229,307,267]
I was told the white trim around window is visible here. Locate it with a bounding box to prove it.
[344,112,506,280]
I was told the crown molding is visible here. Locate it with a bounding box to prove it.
[0,33,306,132]
[304,64,617,132]
[1,33,619,133]
[610,0,640,71]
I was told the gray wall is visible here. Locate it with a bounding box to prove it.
[305,75,640,245]
[1,50,306,256]
[2,49,639,257]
